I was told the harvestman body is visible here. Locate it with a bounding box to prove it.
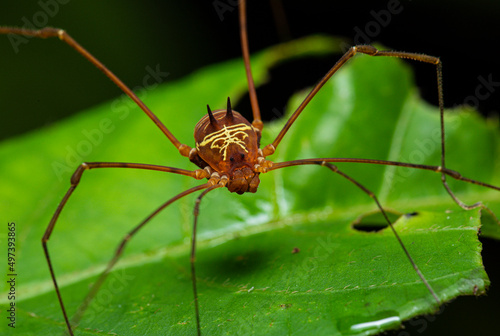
[1,1,499,335]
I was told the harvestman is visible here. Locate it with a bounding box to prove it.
[1,1,499,335]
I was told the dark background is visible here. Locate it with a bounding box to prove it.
[1,0,498,335]
[0,0,499,140]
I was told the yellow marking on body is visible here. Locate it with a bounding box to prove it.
[198,123,252,160]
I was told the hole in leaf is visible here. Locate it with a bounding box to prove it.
[352,210,401,232]
[404,211,419,218]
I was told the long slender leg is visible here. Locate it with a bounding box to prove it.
[69,182,213,332]
[0,27,192,157]
[191,181,227,336]
[42,162,209,335]
[258,43,492,214]
[239,0,263,131]
[268,158,500,191]
[261,45,442,156]
[43,162,208,240]
[266,158,500,223]
[267,159,441,304]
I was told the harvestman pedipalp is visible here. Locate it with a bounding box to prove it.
[1,0,499,335]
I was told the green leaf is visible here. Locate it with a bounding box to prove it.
[0,36,499,336]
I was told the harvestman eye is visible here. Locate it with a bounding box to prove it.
[1,1,499,335]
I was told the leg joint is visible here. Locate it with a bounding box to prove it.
[70,163,89,186]
[354,45,378,56]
